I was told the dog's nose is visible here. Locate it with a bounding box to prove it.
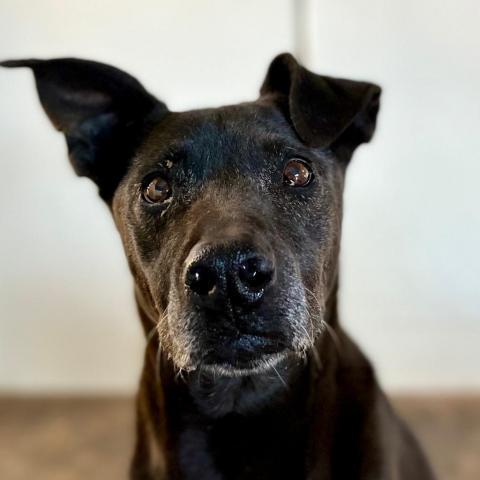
[185,263,217,296]
[184,246,274,306]
[237,256,274,292]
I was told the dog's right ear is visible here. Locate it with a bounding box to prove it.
[1,58,167,200]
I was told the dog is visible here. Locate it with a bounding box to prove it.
[1,53,436,479]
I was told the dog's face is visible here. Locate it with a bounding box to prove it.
[2,54,380,375]
[114,104,343,373]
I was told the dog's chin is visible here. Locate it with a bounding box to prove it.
[199,350,290,378]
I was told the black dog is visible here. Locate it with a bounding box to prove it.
[2,54,436,479]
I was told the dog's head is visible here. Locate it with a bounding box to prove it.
[2,54,380,375]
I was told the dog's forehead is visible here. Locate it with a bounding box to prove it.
[136,101,298,166]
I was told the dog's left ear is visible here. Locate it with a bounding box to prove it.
[260,53,381,159]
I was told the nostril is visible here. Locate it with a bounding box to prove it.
[238,257,274,291]
[186,264,217,296]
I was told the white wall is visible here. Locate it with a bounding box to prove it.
[0,0,478,393]
[309,0,480,391]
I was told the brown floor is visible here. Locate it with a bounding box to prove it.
[0,395,479,480]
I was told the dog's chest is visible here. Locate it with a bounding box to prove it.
[166,373,310,479]
[175,413,307,480]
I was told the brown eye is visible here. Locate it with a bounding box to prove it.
[283,159,313,187]
[142,176,171,204]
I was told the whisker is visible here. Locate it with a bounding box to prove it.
[158,307,168,325]
[146,325,157,345]
[152,307,169,382]
[155,338,162,382]
[310,345,323,371]
[175,367,186,382]
[271,364,288,389]
[304,287,324,313]
[304,287,342,355]
[321,319,341,353]
[299,322,315,345]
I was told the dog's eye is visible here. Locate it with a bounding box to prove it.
[283,159,313,187]
[142,176,171,204]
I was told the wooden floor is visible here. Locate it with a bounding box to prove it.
[0,395,479,480]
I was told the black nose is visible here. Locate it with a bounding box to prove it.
[185,264,217,296]
[184,246,274,306]
[237,256,274,291]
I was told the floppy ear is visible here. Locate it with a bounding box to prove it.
[1,58,167,200]
[260,53,381,160]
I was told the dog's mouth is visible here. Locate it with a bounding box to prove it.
[200,350,290,377]
[163,293,312,376]
[201,328,290,369]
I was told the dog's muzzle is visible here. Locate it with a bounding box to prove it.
[165,229,309,373]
